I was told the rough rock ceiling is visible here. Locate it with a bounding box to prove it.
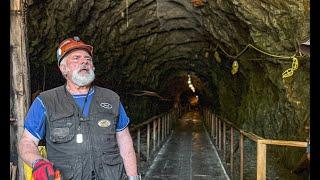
[26,0,309,141]
[27,0,309,96]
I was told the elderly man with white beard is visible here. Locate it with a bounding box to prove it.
[18,36,140,180]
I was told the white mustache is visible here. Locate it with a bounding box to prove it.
[76,65,95,72]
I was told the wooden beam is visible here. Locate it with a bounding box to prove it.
[260,139,307,147]
[10,0,31,179]
[257,141,267,180]
[240,133,244,180]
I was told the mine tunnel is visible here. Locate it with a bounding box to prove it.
[10,0,310,179]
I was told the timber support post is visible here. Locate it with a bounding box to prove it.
[10,0,30,179]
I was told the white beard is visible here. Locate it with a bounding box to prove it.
[70,66,95,87]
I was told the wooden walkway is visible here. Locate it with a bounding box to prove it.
[144,111,230,180]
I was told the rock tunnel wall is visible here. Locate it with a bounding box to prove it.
[23,0,309,173]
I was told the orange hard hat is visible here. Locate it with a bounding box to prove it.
[56,36,93,65]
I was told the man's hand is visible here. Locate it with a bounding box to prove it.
[32,159,55,180]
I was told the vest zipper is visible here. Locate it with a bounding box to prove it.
[87,121,98,179]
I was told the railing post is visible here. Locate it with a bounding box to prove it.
[208,110,210,126]
[157,118,160,147]
[257,141,267,180]
[209,111,212,131]
[230,127,234,176]
[164,115,167,138]
[240,133,244,180]
[153,119,156,152]
[215,116,218,144]
[223,122,226,158]
[205,110,207,127]
[211,114,214,137]
[203,110,207,126]
[167,114,169,135]
[219,119,222,150]
[170,113,173,132]
[147,123,150,160]
[162,117,164,141]
[206,110,210,127]
[137,128,141,165]
[169,114,171,133]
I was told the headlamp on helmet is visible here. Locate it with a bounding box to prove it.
[56,36,93,66]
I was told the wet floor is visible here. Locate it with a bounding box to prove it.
[144,111,230,180]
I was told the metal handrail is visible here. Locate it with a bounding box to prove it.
[129,108,183,173]
[202,108,307,180]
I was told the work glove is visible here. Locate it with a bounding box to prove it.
[32,159,55,180]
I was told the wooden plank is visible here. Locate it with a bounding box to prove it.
[239,130,263,142]
[137,129,141,164]
[211,114,214,137]
[257,141,267,180]
[147,124,150,160]
[215,116,218,144]
[162,117,164,141]
[240,133,244,180]
[11,0,21,10]
[260,139,307,147]
[230,127,234,175]
[131,113,163,130]
[153,120,156,151]
[167,114,170,135]
[164,115,168,138]
[223,122,226,158]
[10,162,12,178]
[10,0,31,179]
[219,119,221,150]
[157,118,160,147]
[12,165,17,180]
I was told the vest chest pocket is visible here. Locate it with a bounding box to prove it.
[48,111,76,143]
[94,111,117,134]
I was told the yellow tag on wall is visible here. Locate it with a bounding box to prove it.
[231,60,239,75]
[214,51,221,63]
[292,57,299,70]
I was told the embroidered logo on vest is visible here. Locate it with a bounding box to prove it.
[98,119,111,128]
[100,102,112,109]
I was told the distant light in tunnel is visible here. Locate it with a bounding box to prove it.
[189,95,199,105]
[187,74,196,93]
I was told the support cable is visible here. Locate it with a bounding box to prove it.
[212,43,303,78]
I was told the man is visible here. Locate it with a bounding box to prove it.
[18,36,140,180]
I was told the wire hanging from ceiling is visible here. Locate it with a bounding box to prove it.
[212,43,305,79]
[126,0,129,27]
